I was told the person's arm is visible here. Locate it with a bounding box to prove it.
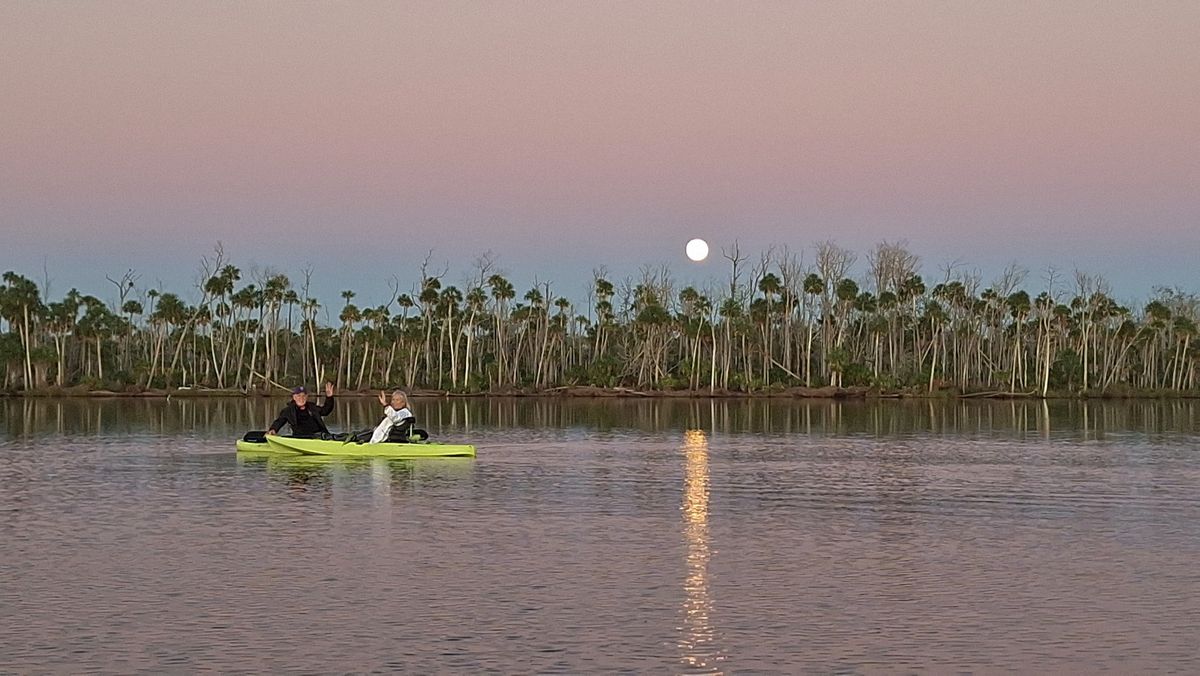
[318,381,335,416]
[267,410,288,435]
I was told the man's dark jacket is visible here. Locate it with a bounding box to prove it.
[269,396,335,437]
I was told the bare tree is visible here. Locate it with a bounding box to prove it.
[722,241,748,303]
[814,241,856,379]
[867,240,919,296]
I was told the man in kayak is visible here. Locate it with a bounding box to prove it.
[368,389,413,443]
[266,382,336,438]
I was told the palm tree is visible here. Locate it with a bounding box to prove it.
[0,272,42,390]
[147,292,187,387]
[1005,290,1032,391]
[757,273,782,384]
[302,296,322,385]
[76,297,116,382]
[801,273,823,386]
[718,296,743,389]
[417,278,441,384]
[229,285,260,388]
[44,298,77,387]
[552,296,573,382]
[1143,300,1173,389]
[590,276,615,372]
[462,287,488,390]
[487,274,515,386]
[120,299,143,373]
[337,291,360,390]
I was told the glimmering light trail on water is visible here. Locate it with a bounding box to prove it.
[679,428,726,671]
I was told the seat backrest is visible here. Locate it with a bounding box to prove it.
[386,416,418,442]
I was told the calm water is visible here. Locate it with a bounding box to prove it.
[2,397,1200,673]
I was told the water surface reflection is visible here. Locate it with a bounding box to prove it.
[2,397,1200,672]
[679,429,724,672]
[5,396,1200,441]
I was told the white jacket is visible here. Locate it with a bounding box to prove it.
[369,405,414,444]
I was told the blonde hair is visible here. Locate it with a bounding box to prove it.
[391,390,408,404]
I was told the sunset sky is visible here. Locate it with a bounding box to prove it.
[2,1,1197,309]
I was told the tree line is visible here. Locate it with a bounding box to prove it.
[1,242,1196,396]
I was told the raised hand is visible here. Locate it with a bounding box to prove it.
[325,381,335,397]
[378,390,387,406]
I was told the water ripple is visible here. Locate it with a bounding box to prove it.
[3,400,1200,672]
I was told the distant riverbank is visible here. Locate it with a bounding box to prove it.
[2,385,1196,400]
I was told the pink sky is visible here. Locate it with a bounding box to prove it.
[2,1,1197,305]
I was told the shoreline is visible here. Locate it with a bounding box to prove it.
[2,385,1197,401]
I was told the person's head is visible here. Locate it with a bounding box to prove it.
[291,385,308,406]
[390,390,408,409]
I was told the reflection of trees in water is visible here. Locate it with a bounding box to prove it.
[4,397,1199,440]
[2,397,284,438]
[679,429,725,672]
[441,397,1200,439]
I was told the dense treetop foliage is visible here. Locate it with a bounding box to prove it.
[2,242,1196,395]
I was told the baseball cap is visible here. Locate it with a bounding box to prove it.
[292,386,307,394]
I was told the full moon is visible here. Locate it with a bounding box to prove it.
[685,238,709,262]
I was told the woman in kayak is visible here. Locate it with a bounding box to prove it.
[369,389,413,444]
[266,382,336,438]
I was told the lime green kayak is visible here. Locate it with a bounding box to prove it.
[262,435,476,458]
